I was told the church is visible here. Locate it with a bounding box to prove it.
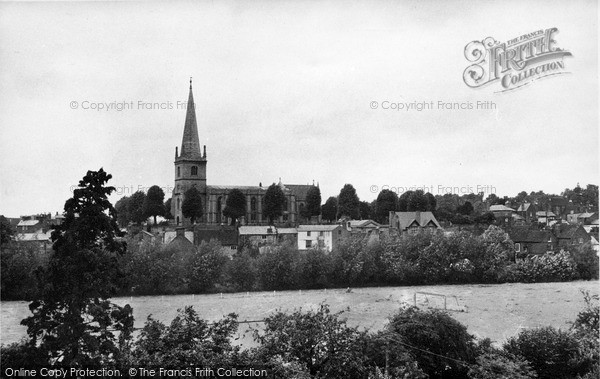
[171,79,316,226]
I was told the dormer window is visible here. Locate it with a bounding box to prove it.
[191,166,198,176]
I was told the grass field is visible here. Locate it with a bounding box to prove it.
[2,280,598,347]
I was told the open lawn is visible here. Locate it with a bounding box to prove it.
[2,281,598,347]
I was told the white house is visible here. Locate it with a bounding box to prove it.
[297,224,349,252]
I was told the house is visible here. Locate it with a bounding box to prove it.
[516,203,537,223]
[297,224,349,252]
[238,225,278,247]
[166,227,195,251]
[388,211,441,234]
[16,218,44,233]
[164,228,194,245]
[552,223,591,249]
[549,197,569,219]
[14,231,53,252]
[535,211,557,225]
[195,226,239,253]
[345,219,382,235]
[567,212,598,225]
[489,205,516,222]
[508,226,556,256]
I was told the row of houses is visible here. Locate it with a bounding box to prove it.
[490,202,599,227]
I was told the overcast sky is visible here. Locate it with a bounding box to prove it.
[0,0,597,217]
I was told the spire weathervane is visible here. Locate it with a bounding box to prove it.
[189,76,192,89]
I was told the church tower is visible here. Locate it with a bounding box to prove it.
[172,78,207,226]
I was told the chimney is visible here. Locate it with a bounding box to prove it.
[176,227,185,237]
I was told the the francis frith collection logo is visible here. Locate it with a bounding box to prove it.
[463,28,572,92]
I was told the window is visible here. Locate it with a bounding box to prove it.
[514,243,521,252]
[191,166,198,176]
[307,231,311,237]
[177,167,181,177]
[338,229,342,235]
[306,240,312,248]
[319,231,324,237]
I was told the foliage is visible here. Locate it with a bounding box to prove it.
[254,304,370,379]
[407,190,430,212]
[189,240,229,293]
[321,197,338,223]
[21,169,134,366]
[128,190,147,225]
[375,190,398,224]
[359,200,373,220]
[296,248,331,289]
[115,196,130,227]
[0,242,48,300]
[564,243,599,280]
[337,184,360,219]
[303,186,322,219]
[503,251,578,283]
[256,242,297,290]
[222,188,246,225]
[1,215,15,244]
[397,191,412,212]
[182,186,203,224]
[163,197,173,220]
[263,184,286,224]
[143,185,166,225]
[503,326,592,379]
[131,306,240,368]
[468,353,537,379]
[224,250,257,291]
[387,306,477,379]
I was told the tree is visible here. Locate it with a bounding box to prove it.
[254,304,370,379]
[302,186,321,220]
[321,197,338,223]
[338,184,360,219]
[222,188,246,225]
[189,240,229,293]
[359,201,372,220]
[0,215,15,245]
[164,198,173,220]
[425,192,437,211]
[263,184,286,224]
[21,169,134,366]
[504,326,590,379]
[398,191,413,212]
[407,190,428,212]
[143,185,166,225]
[375,189,398,224]
[182,187,203,224]
[128,191,147,225]
[115,196,131,227]
[387,306,476,378]
[457,201,474,215]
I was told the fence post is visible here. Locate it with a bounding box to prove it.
[413,293,417,307]
[444,295,447,310]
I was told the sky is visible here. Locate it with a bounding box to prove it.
[0,0,598,217]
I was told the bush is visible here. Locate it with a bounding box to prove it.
[0,243,48,300]
[386,306,477,378]
[503,326,592,379]
[503,251,578,283]
[565,243,599,280]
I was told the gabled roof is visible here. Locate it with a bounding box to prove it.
[348,220,381,228]
[508,227,552,243]
[391,212,441,230]
[553,224,586,240]
[284,184,316,199]
[298,224,341,232]
[17,220,41,227]
[196,228,238,246]
[238,225,277,235]
[489,205,515,212]
[517,203,533,212]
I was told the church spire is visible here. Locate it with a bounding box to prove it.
[179,78,202,159]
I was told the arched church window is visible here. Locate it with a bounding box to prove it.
[251,197,257,212]
[177,197,181,210]
[191,166,198,176]
[177,167,181,177]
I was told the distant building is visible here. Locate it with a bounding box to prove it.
[388,211,441,233]
[508,226,556,256]
[166,227,195,251]
[195,226,239,253]
[516,203,537,223]
[297,224,349,252]
[238,225,278,247]
[345,219,382,234]
[552,223,591,249]
[536,211,557,225]
[169,79,314,227]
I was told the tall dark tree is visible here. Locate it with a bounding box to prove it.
[425,192,437,212]
[457,201,474,215]
[163,198,173,220]
[143,185,165,225]
[321,197,338,223]
[182,187,203,224]
[359,201,372,220]
[128,191,147,225]
[407,190,428,211]
[115,196,131,227]
[222,188,246,225]
[0,215,15,245]
[263,184,286,224]
[398,191,413,212]
[375,189,398,223]
[302,186,322,220]
[21,169,133,366]
[337,184,360,219]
